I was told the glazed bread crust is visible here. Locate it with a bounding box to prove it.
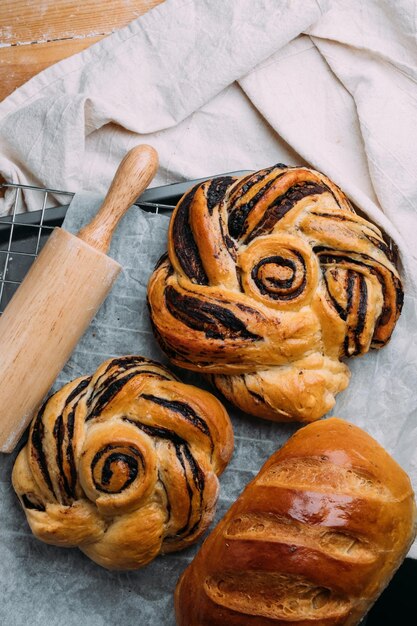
[12,356,234,570]
[148,165,403,422]
[175,418,416,626]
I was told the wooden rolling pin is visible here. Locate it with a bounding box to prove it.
[0,145,158,453]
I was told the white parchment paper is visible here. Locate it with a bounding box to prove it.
[0,191,416,625]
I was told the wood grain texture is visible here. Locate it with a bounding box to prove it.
[0,0,164,102]
[0,38,103,100]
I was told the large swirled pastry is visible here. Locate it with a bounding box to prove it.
[12,356,233,570]
[148,165,403,422]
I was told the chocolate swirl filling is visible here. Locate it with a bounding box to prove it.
[171,185,209,285]
[31,377,91,501]
[251,252,307,301]
[124,418,205,540]
[316,248,403,348]
[245,181,328,243]
[228,168,285,239]
[165,285,261,341]
[91,444,144,494]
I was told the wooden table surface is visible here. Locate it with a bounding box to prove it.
[0,0,164,103]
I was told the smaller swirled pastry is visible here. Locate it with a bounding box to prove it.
[147,165,404,422]
[12,356,233,570]
[175,418,417,626]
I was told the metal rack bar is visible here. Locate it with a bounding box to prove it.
[35,190,49,254]
[0,187,20,308]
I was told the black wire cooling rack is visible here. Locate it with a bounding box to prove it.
[0,182,185,313]
[0,171,251,314]
[0,183,73,313]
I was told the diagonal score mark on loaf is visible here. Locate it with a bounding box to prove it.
[204,571,351,621]
[204,456,396,621]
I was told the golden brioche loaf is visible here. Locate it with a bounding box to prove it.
[175,418,416,626]
[12,356,233,570]
[148,166,403,422]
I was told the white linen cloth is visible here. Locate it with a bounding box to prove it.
[1,0,417,562]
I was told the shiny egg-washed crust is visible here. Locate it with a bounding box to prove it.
[147,165,403,422]
[175,418,417,626]
[12,356,233,570]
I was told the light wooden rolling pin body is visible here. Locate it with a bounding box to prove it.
[0,145,158,453]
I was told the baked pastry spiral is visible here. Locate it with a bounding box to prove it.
[175,418,416,626]
[12,356,233,570]
[148,165,403,422]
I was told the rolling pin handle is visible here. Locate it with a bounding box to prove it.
[77,145,159,253]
